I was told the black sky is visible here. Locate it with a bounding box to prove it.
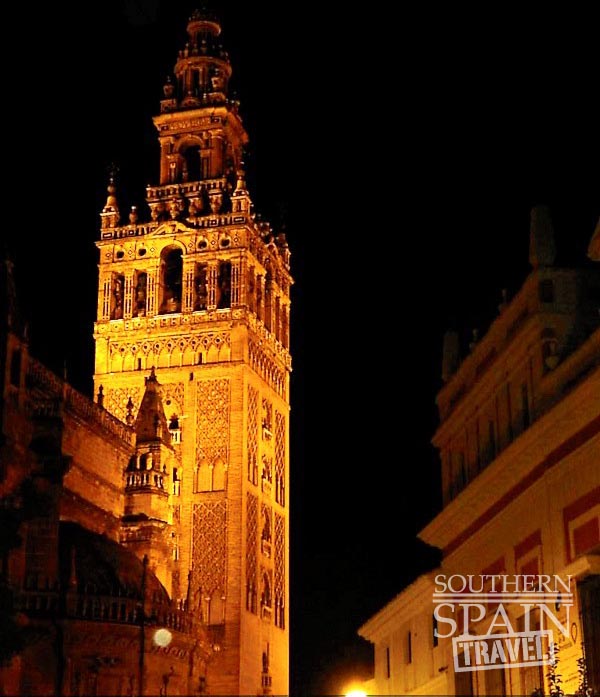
[6,2,599,694]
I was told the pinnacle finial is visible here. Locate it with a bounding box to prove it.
[125,397,135,426]
[101,165,120,229]
[146,367,158,385]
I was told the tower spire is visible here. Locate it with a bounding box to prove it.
[93,11,291,692]
[161,8,232,114]
[146,10,249,222]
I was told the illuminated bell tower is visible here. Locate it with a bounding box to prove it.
[93,10,291,695]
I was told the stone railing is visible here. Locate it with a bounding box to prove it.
[26,357,135,446]
[146,177,228,202]
[67,592,193,633]
[17,588,193,633]
[16,588,58,614]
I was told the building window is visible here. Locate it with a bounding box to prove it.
[433,614,439,648]
[385,646,391,679]
[483,419,496,466]
[275,596,285,629]
[261,573,271,609]
[407,630,412,664]
[182,145,201,182]
[194,263,208,311]
[172,467,180,495]
[217,261,232,309]
[506,382,513,441]
[159,247,183,314]
[134,270,147,316]
[111,273,125,320]
[521,383,530,429]
[169,416,182,444]
[456,451,467,495]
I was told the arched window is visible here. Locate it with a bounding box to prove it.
[213,458,226,491]
[181,145,201,182]
[194,263,208,311]
[134,271,147,317]
[217,261,232,309]
[261,574,271,608]
[159,247,183,314]
[111,273,125,320]
[262,509,271,542]
[209,593,225,625]
[196,459,212,492]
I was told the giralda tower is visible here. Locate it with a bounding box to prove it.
[93,10,291,695]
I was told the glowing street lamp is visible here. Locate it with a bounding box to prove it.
[153,627,173,647]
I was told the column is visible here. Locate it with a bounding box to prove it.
[147,269,159,316]
[264,281,273,333]
[231,260,241,307]
[274,295,281,342]
[183,262,195,313]
[210,133,224,179]
[100,275,111,321]
[124,272,135,319]
[207,263,218,310]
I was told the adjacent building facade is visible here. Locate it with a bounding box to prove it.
[1,9,291,696]
[359,209,600,696]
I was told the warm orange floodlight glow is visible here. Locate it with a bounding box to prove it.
[343,682,367,697]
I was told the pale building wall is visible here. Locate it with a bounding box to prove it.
[360,224,600,696]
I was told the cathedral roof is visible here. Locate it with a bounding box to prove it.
[59,521,170,603]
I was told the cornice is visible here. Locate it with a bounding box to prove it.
[420,362,600,552]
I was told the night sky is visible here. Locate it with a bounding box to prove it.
[7,2,599,694]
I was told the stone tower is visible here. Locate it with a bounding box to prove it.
[93,10,291,695]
